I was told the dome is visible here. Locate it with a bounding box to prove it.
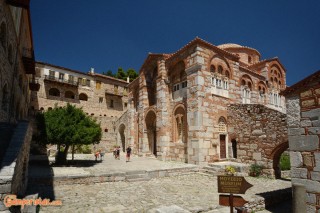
[217,43,243,49]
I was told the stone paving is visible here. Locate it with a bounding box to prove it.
[25,154,292,213]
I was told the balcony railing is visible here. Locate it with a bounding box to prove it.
[105,89,123,97]
[22,48,35,74]
[44,75,79,86]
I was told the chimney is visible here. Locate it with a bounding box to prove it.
[90,68,94,74]
[127,76,130,83]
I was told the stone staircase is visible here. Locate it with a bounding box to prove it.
[0,122,15,165]
[125,170,151,182]
[200,161,250,176]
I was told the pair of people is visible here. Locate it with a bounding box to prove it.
[94,149,105,161]
[113,146,132,162]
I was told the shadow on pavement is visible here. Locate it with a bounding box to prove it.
[258,187,292,213]
[51,159,103,167]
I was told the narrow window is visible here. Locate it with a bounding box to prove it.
[96,80,101,89]
[110,99,114,108]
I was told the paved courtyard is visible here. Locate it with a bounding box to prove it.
[26,154,292,213]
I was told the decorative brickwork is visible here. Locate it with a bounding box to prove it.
[128,38,288,165]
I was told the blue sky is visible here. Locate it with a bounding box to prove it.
[30,0,320,86]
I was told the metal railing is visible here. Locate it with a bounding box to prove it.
[44,75,78,86]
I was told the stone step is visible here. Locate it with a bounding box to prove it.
[126,170,146,175]
[126,174,148,179]
[126,177,151,182]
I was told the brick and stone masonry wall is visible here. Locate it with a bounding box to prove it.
[227,104,288,175]
[0,121,32,211]
[287,85,320,212]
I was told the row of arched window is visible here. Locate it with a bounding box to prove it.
[48,88,88,101]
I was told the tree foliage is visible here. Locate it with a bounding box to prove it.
[102,67,138,82]
[35,104,102,164]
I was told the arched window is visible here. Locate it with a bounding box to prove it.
[218,65,223,74]
[173,106,187,143]
[0,22,6,49]
[65,91,75,99]
[48,88,60,97]
[79,93,88,101]
[225,70,230,78]
[248,56,252,63]
[210,65,216,73]
[2,84,8,111]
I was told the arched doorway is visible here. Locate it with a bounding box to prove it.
[173,105,188,163]
[145,110,157,156]
[119,124,126,152]
[270,141,289,179]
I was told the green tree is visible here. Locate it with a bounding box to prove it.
[126,68,138,82]
[115,67,127,81]
[35,104,102,164]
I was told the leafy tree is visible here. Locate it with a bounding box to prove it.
[126,68,138,82]
[35,104,102,164]
[105,70,114,77]
[115,67,127,81]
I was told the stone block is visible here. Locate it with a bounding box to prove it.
[288,128,305,136]
[311,171,320,181]
[292,178,320,193]
[308,127,320,135]
[291,168,308,179]
[252,152,262,161]
[0,184,11,194]
[289,135,319,151]
[302,108,320,119]
[312,120,320,127]
[286,96,301,127]
[303,154,315,167]
[306,193,316,204]
[301,119,312,127]
[306,204,316,213]
[300,90,313,98]
[290,152,303,167]
[302,99,316,108]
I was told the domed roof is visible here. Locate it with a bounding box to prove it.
[217,43,243,49]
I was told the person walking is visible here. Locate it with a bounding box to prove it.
[116,146,120,160]
[126,146,132,162]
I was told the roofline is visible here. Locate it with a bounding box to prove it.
[139,53,169,74]
[239,66,266,80]
[281,70,320,96]
[248,57,287,73]
[166,37,240,63]
[36,61,129,84]
[221,46,261,57]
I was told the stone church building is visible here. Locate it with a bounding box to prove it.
[125,37,288,169]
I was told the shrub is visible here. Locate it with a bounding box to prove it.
[225,165,236,175]
[280,153,291,170]
[249,163,264,177]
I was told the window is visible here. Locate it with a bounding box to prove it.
[248,56,252,63]
[99,97,103,103]
[78,77,82,84]
[110,99,114,108]
[181,81,187,88]
[114,85,118,94]
[124,102,128,108]
[96,80,101,89]
[218,117,227,133]
[68,75,74,83]
[86,79,90,87]
[216,79,222,88]
[242,87,251,104]
[59,73,64,80]
[218,66,223,74]
[82,78,86,86]
[48,88,60,97]
[65,91,75,99]
[49,70,55,79]
[173,83,180,92]
[79,93,88,101]
[210,65,216,73]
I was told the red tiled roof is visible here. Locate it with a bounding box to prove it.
[281,70,320,96]
[218,43,261,57]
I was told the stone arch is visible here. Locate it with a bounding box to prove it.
[49,88,60,97]
[209,55,232,78]
[173,104,187,143]
[240,74,253,89]
[118,123,126,152]
[270,141,289,179]
[79,93,88,101]
[65,90,75,99]
[145,109,157,156]
[0,21,7,50]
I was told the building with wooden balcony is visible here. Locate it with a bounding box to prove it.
[0,0,37,122]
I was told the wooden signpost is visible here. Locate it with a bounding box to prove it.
[218,176,253,213]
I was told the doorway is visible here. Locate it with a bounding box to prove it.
[220,135,226,159]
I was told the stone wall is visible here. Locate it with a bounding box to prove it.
[228,104,288,176]
[0,121,32,211]
[286,82,320,212]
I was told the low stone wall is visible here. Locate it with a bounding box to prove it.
[0,121,32,211]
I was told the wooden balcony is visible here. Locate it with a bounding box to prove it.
[6,0,30,8]
[29,79,40,91]
[22,48,35,75]
[44,75,79,87]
